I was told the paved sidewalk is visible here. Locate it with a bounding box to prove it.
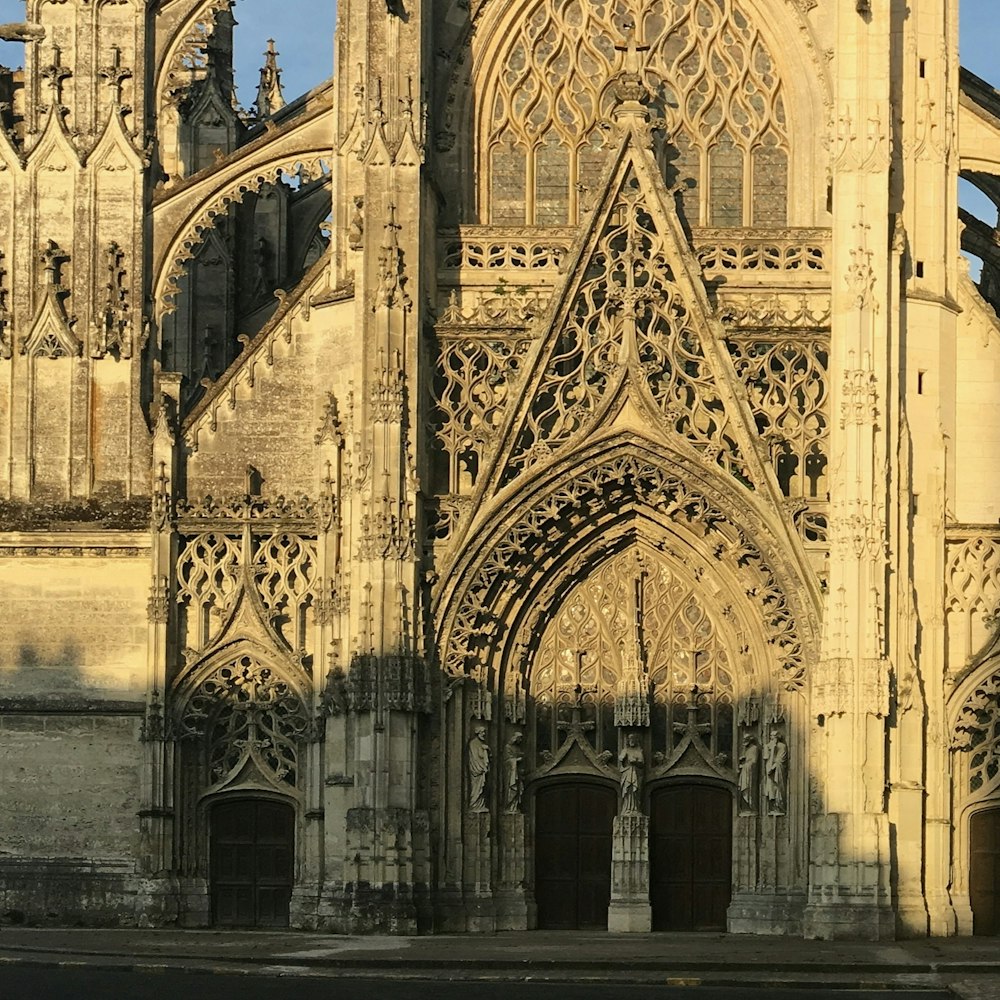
[0,928,999,994]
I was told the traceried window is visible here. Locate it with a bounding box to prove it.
[483,0,789,227]
[530,549,736,766]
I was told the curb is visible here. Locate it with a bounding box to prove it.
[0,954,967,991]
[1,945,998,976]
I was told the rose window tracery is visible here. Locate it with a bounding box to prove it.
[484,0,789,226]
[530,549,736,766]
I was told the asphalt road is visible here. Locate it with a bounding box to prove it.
[0,967,957,1000]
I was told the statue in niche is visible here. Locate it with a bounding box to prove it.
[618,732,644,815]
[467,725,491,813]
[763,728,788,815]
[737,734,759,812]
[348,196,365,251]
[502,732,524,813]
[252,236,271,300]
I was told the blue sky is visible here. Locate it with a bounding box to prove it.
[229,0,334,107]
[0,0,997,232]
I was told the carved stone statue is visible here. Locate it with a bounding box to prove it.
[763,729,788,815]
[737,735,759,812]
[467,725,490,813]
[348,196,365,251]
[502,732,524,813]
[618,732,644,815]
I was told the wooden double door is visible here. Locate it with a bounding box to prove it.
[971,807,1000,934]
[211,799,295,927]
[534,780,733,931]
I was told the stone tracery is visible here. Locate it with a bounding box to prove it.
[483,0,789,226]
[498,163,754,490]
[179,653,309,789]
[439,447,810,695]
[530,546,740,766]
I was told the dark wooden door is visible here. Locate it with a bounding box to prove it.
[971,808,1000,935]
[650,783,732,931]
[535,782,616,929]
[211,799,294,928]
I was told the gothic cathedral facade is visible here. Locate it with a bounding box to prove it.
[1,0,1000,940]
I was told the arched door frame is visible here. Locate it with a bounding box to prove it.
[530,775,618,930]
[206,792,297,928]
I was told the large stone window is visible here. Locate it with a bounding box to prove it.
[482,0,789,226]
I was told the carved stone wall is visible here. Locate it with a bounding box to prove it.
[0,0,988,943]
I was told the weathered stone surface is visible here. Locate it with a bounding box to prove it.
[0,0,996,942]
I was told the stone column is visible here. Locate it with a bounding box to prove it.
[609,811,651,931]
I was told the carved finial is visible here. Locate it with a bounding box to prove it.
[400,75,415,120]
[40,45,71,105]
[371,78,385,125]
[611,17,652,110]
[98,45,132,107]
[39,239,68,286]
[254,39,286,119]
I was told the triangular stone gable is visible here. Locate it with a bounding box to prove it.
[22,279,80,359]
[476,127,777,505]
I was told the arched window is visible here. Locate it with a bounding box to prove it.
[481,0,789,227]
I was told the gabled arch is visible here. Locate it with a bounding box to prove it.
[435,435,820,706]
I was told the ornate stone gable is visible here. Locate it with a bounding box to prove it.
[472,129,792,526]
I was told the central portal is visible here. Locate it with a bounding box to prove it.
[535,782,616,929]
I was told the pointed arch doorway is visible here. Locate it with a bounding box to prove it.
[971,807,1000,935]
[649,782,733,930]
[210,798,295,927]
[534,782,617,929]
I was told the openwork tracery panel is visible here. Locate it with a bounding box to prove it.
[531,548,736,765]
[726,334,830,541]
[176,527,318,652]
[484,0,789,225]
[503,168,750,487]
[946,533,1000,670]
[179,654,309,788]
[432,292,536,495]
[954,672,1000,798]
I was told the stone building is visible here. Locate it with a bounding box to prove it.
[2,0,1000,940]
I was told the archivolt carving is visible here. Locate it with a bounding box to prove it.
[439,447,810,693]
[482,0,789,225]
